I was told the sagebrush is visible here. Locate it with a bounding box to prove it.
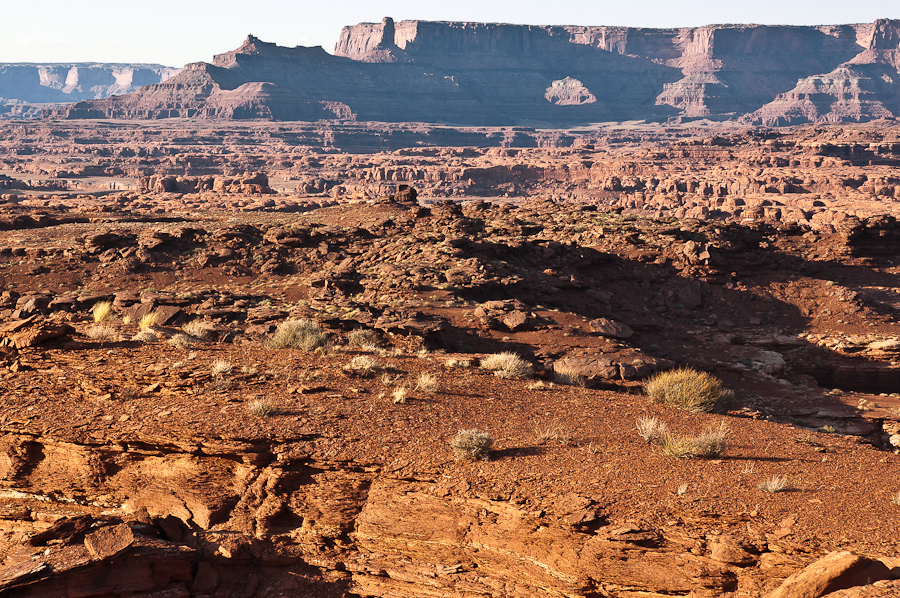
[268,319,327,351]
[451,429,493,461]
[480,352,533,379]
[645,367,732,413]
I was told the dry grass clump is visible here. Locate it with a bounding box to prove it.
[91,300,114,323]
[535,426,574,446]
[138,311,159,331]
[552,365,586,387]
[451,429,493,461]
[635,415,669,445]
[247,398,276,417]
[645,367,732,413]
[182,320,210,339]
[690,422,730,458]
[133,330,158,343]
[480,352,533,379]
[891,491,900,506]
[348,328,379,351]
[642,418,730,459]
[445,358,473,368]
[757,475,793,493]
[345,355,380,377]
[392,386,409,404]
[211,360,232,376]
[167,333,193,349]
[85,325,116,344]
[267,318,327,351]
[415,372,439,393]
[660,434,700,459]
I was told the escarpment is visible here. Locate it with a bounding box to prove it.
[0,63,180,119]
[45,17,900,126]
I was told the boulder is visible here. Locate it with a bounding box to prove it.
[554,353,673,381]
[0,318,74,349]
[677,282,703,309]
[767,551,894,598]
[588,317,633,339]
[84,523,135,561]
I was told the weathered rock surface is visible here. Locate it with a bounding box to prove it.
[84,523,135,560]
[767,551,895,598]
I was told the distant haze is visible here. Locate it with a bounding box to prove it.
[2,0,899,66]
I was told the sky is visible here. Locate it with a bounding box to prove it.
[2,0,899,66]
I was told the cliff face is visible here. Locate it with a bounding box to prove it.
[744,19,900,125]
[49,18,900,126]
[0,63,180,117]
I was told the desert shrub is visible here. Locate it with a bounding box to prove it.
[348,328,379,350]
[757,475,792,493]
[445,358,472,368]
[182,320,210,339]
[345,355,380,377]
[535,426,574,446]
[86,325,116,344]
[645,367,732,413]
[267,318,327,351]
[133,330,158,343]
[657,422,729,459]
[91,301,114,323]
[480,352,533,379]
[247,398,276,417]
[635,415,669,445]
[692,422,730,458]
[660,434,698,459]
[168,333,193,349]
[451,429,493,461]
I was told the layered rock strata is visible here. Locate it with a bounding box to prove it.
[0,64,180,119]
[47,18,900,126]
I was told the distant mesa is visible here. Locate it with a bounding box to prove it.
[25,17,900,126]
[545,77,597,106]
[0,63,180,119]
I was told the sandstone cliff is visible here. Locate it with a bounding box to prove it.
[48,18,900,126]
[744,19,900,125]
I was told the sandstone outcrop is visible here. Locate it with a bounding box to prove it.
[45,18,900,126]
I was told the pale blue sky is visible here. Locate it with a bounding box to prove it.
[3,0,899,66]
